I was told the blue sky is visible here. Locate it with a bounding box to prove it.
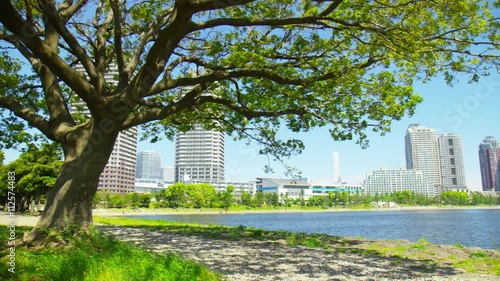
[3,72,498,191]
[135,72,500,191]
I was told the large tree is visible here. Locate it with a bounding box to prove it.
[0,0,499,244]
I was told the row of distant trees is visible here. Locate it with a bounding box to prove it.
[93,186,499,210]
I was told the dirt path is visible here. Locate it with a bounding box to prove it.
[101,226,498,281]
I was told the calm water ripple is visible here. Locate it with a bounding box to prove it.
[133,208,500,249]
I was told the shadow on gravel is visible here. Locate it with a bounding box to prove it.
[100,226,472,281]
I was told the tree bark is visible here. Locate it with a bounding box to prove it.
[24,125,119,245]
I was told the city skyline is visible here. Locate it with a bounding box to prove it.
[137,73,500,191]
[3,73,499,191]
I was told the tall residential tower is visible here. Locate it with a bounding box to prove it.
[98,128,137,193]
[478,136,500,191]
[74,63,137,193]
[438,134,466,190]
[174,125,225,183]
[405,123,442,189]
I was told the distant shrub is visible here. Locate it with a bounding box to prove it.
[470,251,487,258]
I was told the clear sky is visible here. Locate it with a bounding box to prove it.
[134,72,500,191]
[3,72,499,191]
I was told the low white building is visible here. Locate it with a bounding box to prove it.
[363,169,434,197]
[256,178,362,199]
[135,179,167,193]
[256,178,311,198]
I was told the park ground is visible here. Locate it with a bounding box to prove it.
[0,208,499,280]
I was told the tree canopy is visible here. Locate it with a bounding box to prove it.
[1,0,499,161]
[1,0,499,242]
[0,143,62,212]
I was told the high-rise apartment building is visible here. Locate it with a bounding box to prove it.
[136,151,162,180]
[438,134,466,190]
[174,125,225,183]
[405,123,442,188]
[478,136,500,191]
[98,128,137,193]
[74,63,138,193]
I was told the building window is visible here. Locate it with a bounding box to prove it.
[451,168,456,175]
[450,158,455,165]
[449,148,454,155]
[452,178,457,185]
[448,139,453,145]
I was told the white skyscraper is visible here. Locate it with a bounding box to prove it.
[74,63,138,193]
[174,125,225,183]
[333,152,340,183]
[438,134,467,190]
[136,151,162,180]
[405,123,441,189]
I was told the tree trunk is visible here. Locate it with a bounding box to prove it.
[24,126,119,245]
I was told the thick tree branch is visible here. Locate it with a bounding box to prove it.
[127,2,195,100]
[94,8,114,93]
[191,16,326,31]
[59,0,89,22]
[319,0,344,17]
[196,95,309,120]
[0,0,104,113]
[4,36,75,127]
[110,0,126,89]
[0,96,53,139]
[37,0,100,91]
[121,83,209,129]
[189,0,256,13]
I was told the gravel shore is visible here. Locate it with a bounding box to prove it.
[101,226,499,281]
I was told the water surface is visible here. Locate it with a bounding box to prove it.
[133,209,500,249]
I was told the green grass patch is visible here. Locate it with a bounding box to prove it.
[0,226,221,281]
[97,216,342,250]
[454,256,500,275]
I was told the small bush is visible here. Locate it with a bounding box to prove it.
[470,251,487,258]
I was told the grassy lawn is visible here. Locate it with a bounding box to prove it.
[96,216,500,276]
[0,226,222,281]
